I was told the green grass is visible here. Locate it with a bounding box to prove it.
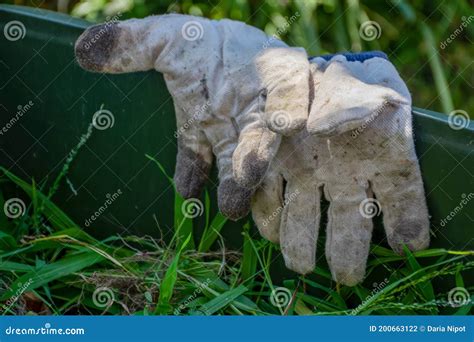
[0,152,473,316]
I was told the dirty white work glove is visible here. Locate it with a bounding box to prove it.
[75,14,310,220]
[250,53,430,285]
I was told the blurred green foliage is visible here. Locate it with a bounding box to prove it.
[4,0,473,115]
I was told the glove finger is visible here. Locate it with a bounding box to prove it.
[217,178,252,221]
[200,114,252,221]
[232,115,281,189]
[250,169,284,244]
[255,47,310,136]
[75,16,213,74]
[280,177,320,275]
[355,98,430,254]
[363,100,430,254]
[307,55,410,136]
[174,104,213,199]
[174,143,212,199]
[76,18,164,73]
[324,182,373,286]
[370,160,430,254]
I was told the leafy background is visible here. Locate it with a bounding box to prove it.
[2,0,473,116]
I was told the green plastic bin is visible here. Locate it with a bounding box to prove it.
[1,5,473,256]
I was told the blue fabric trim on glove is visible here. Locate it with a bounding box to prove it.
[311,50,388,62]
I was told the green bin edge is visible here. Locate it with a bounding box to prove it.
[1,5,473,281]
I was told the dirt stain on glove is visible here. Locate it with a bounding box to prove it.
[75,23,122,72]
[174,146,212,199]
[238,150,270,189]
[218,178,252,221]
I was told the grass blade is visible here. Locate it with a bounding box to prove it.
[241,223,258,282]
[192,285,248,315]
[0,252,103,301]
[403,246,437,313]
[419,23,454,113]
[155,234,192,314]
[0,167,78,230]
[198,213,227,253]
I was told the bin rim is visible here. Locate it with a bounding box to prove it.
[0,4,89,29]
